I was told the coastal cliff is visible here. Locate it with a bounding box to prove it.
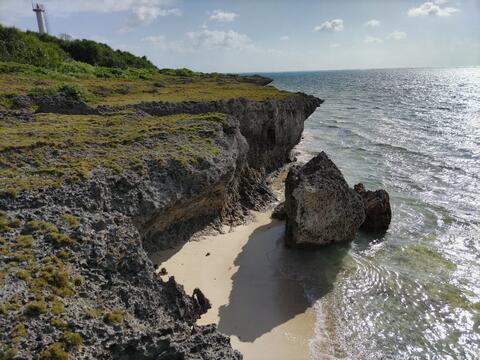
[0,71,321,358]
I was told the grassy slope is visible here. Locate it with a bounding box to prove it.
[0,62,290,109]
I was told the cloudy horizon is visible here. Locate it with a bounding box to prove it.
[1,0,478,72]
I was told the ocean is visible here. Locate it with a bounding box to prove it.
[266,68,480,359]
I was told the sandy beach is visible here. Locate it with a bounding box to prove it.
[151,211,316,360]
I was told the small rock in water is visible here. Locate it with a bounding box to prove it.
[159,267,168,276]
[354,183,392,233]
[205,252,210,257]
[284,152,365,248]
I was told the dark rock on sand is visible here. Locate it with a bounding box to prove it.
[271,202,287,220]
[284,152,365,247]
[354,183,392,232]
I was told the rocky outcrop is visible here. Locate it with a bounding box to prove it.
[271,202,286,220]
[0,94,322,359]
[116,95,322,172]
[284,152,365,248]
[354,183,392,232]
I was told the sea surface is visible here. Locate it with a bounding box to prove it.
[266,68,480,359]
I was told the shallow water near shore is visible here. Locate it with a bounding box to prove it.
[267,67,480,359]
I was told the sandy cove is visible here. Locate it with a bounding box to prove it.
[151,211,316,360]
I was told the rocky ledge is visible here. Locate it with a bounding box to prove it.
[0,91,321,359]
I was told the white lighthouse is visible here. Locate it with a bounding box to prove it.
[32,3,47,34]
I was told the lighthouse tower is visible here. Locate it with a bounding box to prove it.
[32,3,47,34]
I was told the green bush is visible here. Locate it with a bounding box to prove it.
[63,332,82,347]
[0,25,156,70]
[28,83,91,102]
[0,25,67,68]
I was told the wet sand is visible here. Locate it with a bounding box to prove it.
[151,211,315,360]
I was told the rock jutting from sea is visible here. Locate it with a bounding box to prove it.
[282,152,392,248]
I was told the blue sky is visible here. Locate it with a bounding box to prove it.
[1,0,479,72]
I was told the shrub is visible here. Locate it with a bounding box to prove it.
[85,308,102,319]
[25,301,48,316]
[51,300,64,315]
[61,214,80,230]
[29,83,91,102]
[39,343,68,360]
[63,332,82,347]
[104,309,123,324]
[0,25,67,68]
[49,232,75,247]
[12,323,27,338]
[15,235,33,247]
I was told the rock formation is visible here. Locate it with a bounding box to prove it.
[271,202,286,220]
[354,183,392,232]
[284,152,365,247]
[0,94,321,359]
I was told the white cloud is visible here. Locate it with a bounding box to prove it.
[124,6,181,30]
[364,36,383,44]
[329,43,340,48]
[142,35,186,52]
[187,29,250,49]
[314,19,344,32]
[280,36,290,41]
[0,0,180,28]
[408,2,459,17]
[386,31,407,40]
[209,9,238,22]
[364,19,381,28]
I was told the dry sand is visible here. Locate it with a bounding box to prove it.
[151,211,316,360]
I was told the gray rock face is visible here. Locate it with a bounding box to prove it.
[354,183,392,232]
[100,94,323,172]
[284,152,365,247]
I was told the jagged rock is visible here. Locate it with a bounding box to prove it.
[271,202,286,220]
[11,95,32,109]
[354,183,392,232]
[284,152,365,247]
[32,94,98,115]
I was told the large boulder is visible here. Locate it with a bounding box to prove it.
[284,152,365,247]
[354,183,392,232]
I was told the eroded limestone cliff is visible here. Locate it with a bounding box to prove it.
[0,90,321,359]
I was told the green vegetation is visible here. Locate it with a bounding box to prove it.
[0,112,227,195]
[50,318,68,330]
[39,343,69,360]
[85,308,103,319]
[104,309,123,324]
[25,300,48,316]
[0,25,153,70]
[0,26,67,68]
[12,323,27,338]
[0,347,18,360]
[49,232,75,247]
[62,332,82,347]
[29,83,92,102]
[51,299,64,315]
[61,215,80,230]
[15,235,33,248]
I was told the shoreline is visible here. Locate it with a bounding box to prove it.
[151,211,316,360]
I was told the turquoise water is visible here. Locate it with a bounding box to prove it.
[268,68,480,359]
